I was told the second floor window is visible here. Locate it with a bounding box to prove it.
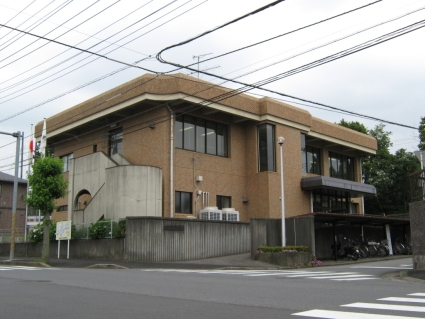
[109,128,123,156]
[329,152,355,181]
[176,115,228,157]
[175,191,192,214]
[217,195,231,210]
[258,124,275,172]
[301,134,321,174]
[61,153,73,172]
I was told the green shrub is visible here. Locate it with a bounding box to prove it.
[88,220,110,239]
[28,221,57,243]
[257,245,309,253]
[72,225,89,239]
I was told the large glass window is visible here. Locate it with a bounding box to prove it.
[176,115,228,157]
[175,191,192,214]
[217,195,231,210]
[60,153,73,172]
[312,190,351,214]
[301,134,321,174]
[329,152,355,181]
[109,128,123,156]
[258,124,275,172]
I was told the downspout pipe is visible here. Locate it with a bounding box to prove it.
[166,104,174,218]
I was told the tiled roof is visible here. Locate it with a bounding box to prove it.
[0,171,27,184]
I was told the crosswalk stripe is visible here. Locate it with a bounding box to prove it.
[342,302,425,312]
[409,293,425,297]
[333,277,379,281]
[285,272,354,278]
[350,266,412,269]
[246,271,332,277]
[379,297,425,304]
[309,274,374,279]
[292,309,424,318]
[0,266,42,270]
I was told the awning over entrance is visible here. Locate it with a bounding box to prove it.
[301,176,376,197]
[305,211,410,227]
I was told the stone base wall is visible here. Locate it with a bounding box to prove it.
[256,252,312,267]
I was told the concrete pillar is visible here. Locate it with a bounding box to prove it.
[410,200,425,270]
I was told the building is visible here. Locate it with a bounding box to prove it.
[34,73,379,228]
[0,171,27,242]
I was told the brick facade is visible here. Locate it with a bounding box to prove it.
[34,74,377,223]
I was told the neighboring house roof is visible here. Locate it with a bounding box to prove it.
[0,171,27,184]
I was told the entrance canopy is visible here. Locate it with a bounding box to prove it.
[307,211,410,227]
[301,176,376,197]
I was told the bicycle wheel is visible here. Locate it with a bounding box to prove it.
[377,246,387,257]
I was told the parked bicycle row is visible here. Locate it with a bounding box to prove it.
[331,237,412,261]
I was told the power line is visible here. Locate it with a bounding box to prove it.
[0,0,104,69]
[0,0,38,42]
[0,0,208,108]
[167,0,384,72]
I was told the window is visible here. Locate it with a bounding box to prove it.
[176,115,228,157]
[109,128,123,156]
[329,152,355,181]
[217,195,231,210]
[258,124,275,172]
[61,153,73,172]
[57,205,68,212]
[301,135,321,174]
[312,190,350,214]
[175,191,192,214]
[93,144,97,153]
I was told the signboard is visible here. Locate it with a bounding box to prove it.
[56,221,72,240]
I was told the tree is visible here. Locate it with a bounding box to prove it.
[25,156,68,261]
[338,119,368,134]
[419,116,425,151]
[339,122,420,215]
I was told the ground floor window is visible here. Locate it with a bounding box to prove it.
[175,191,192,214]
[216,195,231,210]
[312,190,352,214]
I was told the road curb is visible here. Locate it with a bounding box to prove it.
[382,270,425,285]
[85,264,128,269]
[0,260,51,268]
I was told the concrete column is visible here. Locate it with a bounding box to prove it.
[410,200,425,270]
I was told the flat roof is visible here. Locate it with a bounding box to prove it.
[301,176,376,197]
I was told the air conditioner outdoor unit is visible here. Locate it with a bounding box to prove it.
[200,206,222,220]
[221,208,240,221]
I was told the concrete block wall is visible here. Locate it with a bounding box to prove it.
[126,217,250,262]
[410,200,425,269]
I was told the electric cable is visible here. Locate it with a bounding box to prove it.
[0,0,105,69]
[0,0,154,89]
[0,0,73,52]
[0,0,208,106]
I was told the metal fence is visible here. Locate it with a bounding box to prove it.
[0,229,26,243]
[410,169,425,201]
[73,219,126,240]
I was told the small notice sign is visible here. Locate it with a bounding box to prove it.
[56,221,72,240]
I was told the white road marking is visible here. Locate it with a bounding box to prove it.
[379,297,425,303]
[292,309,424,318]
[310,274,374,279]
[342,302,425,312]
[349,266,412,269]
[409,293,425,297]
[333,277,379,281]
[0,266,54,270]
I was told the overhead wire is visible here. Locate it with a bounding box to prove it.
[0,0,197,102]
[0,0,39,42]
[0,0,208,111]
[0,0,154,89]
[0,0,104,69]
[0,0,73,51]
[0,0,55,47]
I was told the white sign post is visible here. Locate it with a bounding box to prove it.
[56,221,72,259]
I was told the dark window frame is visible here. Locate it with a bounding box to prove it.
[175,191,192,214]
[329,151,355,181]
[258,123,275,172]
[216,195,231,210]
[176,115,228,157]
[109,128,123,156]
[60,153,73,172]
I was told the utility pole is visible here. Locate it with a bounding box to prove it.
[193,53,213,78]
[0,131,21,260]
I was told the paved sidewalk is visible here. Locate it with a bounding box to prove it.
[0,253,414,270]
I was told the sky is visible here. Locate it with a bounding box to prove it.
[0,0,424,176]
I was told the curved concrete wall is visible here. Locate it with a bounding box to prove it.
[105,165,162,220]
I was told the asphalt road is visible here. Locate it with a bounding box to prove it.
[0,257,424,319]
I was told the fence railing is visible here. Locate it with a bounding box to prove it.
[73,219,126,240]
